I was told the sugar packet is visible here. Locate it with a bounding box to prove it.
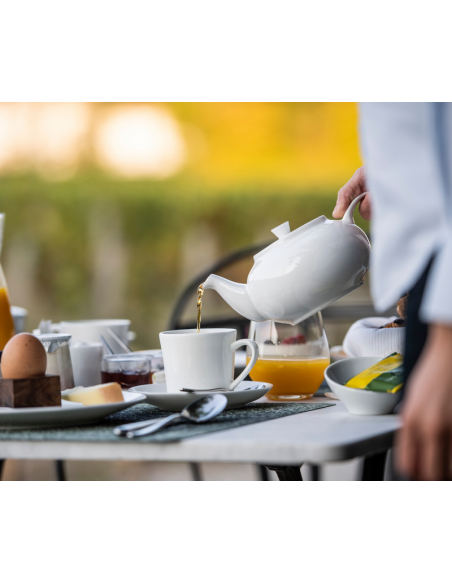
[345,353,403,394]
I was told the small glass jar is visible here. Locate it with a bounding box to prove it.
[101,355,150,389]
[248,313,330,400]
[134,349,164,383]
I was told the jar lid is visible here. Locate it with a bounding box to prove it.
[134,349,163,358]
[102,354,151,362]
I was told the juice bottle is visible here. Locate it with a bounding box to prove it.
[0,214,15,350]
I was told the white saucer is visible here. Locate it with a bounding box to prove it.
[0,391,146,429]
[130,381,272,411]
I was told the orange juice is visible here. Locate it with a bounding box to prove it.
[0,287,15,350]
[248,357,330,400]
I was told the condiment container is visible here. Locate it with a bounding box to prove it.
[70,342,103,387]
[134,349,164,383]
[37,333,75,390]
[11,306,28,334]
[101,354,150,389]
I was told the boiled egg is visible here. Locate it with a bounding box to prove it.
[1,333,47,379]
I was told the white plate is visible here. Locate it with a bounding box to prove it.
[131,381,272,411]
[0,391,146,429]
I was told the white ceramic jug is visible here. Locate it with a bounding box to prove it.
[203,193,371,325]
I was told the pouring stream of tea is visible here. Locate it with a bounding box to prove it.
[196,284,204,333]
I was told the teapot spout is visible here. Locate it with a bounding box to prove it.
[203,275,265,322]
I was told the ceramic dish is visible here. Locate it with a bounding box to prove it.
[131,381,272,411]
[0,391,145,429]
[324,357,402,415]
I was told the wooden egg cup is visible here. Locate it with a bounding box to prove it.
[0,375,61,408]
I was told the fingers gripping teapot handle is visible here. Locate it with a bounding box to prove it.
[342,192,368,225]
[229,339,259,390]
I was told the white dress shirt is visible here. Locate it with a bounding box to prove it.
[359,102,452,323]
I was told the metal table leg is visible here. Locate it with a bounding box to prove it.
[361,451,388,481]
[265,465,303,481]
[310,464,321,481]
[55,460,66,481]
[190,463,202,481]
[258,465,270,481]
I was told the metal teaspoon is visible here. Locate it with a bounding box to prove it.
[180,384,265,393]
[106,326,133,353]
[113,394,228,438]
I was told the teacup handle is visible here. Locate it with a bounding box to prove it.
[229,339,259,390]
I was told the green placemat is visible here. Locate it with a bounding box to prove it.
[0,402,334,443]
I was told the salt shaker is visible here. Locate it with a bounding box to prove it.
[37,333,75,390]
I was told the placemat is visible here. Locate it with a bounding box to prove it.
[0,402,334,443]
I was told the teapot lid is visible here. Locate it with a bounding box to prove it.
[271,221,291,239]
[254,216,326,262]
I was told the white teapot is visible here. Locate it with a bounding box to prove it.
[203,193,371,325]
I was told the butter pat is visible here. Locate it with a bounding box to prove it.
[62,382,124,405]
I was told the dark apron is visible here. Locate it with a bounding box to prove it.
[403,257,435,394]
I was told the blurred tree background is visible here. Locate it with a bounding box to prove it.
[0,103,364,348]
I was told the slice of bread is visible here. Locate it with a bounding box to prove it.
[62,382,124,405]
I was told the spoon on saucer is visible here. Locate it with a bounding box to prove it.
[113,394,228,438]
[180,384,265,393]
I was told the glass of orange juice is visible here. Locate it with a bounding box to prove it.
[0,214,14,350]
[247,314,330,401]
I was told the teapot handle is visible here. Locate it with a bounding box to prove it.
[341,192,368,224]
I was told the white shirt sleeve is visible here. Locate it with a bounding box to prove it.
[360,103,452,320]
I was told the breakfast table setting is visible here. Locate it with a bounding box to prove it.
[0,382,400,481]
[0,198,404,481]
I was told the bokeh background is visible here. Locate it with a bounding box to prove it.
[0,103,365,349]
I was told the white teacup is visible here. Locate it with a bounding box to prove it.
[159,328,259,393]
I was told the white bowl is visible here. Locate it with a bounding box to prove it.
[324,357,402,415]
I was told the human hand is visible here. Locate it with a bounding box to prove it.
[333,166,372,220]
[396,323,452,480]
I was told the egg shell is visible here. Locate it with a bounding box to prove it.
[1,333,47,379]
